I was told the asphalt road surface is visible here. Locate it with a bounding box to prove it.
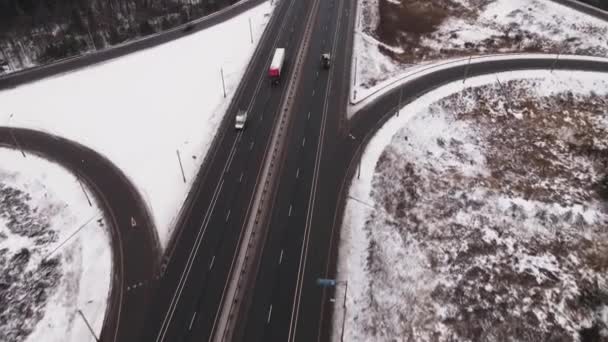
[237,3,608,342]
[139,0,322,341]
[2,0,608,341]
[238,0,356,340]
[0,127,161,342]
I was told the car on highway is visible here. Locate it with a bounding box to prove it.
[235,110,248,130]
[321,53,331,69]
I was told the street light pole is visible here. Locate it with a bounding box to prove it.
[248,18,254,44]
[78,309,100,342]
[7,114,26,158]
[396,87,402,117]
[316,278,348,342]
[463,55,472,84]
[550,50,560,73]
[339,281,348,342]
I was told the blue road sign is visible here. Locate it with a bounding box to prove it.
[316,278,337,287]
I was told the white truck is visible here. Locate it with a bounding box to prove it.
[268,48,285,85]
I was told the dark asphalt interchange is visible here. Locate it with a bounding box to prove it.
[0,127,161,342]
[1,0,608,341]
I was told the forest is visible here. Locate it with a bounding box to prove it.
[0,0,237,72]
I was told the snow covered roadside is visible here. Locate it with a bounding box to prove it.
[348,53,608,114]
[0,1,274,249]
[0,148,110,342]
[353,0,608,101]
[334,70,608,341]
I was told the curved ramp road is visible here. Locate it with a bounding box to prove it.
[309,58,608,341]
[0,0,266,91]
[0,127,161,342]
[549,0,608,21]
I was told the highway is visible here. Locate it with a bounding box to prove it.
[1,0,608,341]
[237,0,356,340]
[139,0,323,340]
[0,127,160,342]
[235,2,608,342]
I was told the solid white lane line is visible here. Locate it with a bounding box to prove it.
[156,178,224,342]
[189,312,197,331]
[223,134,241,173]
[279,249,284,264]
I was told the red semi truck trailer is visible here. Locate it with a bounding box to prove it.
[268,48,285,85]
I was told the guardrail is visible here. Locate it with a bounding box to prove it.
[548,0,608,21]
[350,53,608,107]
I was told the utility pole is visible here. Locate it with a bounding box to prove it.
[316,278,348,342]
[7,114,26,158]
[220,68,226,98]
[78,177,92,207]
[396,87,402,117]
[550,50,560,73]
[248,18,254,44]
[495,76,513,115]
[463,55,472,84]
[43,216,96,261]
[353,56,358,86]
[78,309,100,342]
[340,281,348,342]
[176,149,186,183]
[86,25,96,51]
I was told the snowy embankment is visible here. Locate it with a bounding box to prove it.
[0,148,110,342]
[0,1,274,249]
[335,70,608,341]
[353,0,608,99]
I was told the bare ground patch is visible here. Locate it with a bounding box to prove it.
[352,76,608,341]
[358,0,608,76]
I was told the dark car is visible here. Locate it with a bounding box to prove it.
[321,53,331,69]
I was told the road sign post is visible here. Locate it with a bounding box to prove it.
[78,309,100,342]
[316,278,348,341]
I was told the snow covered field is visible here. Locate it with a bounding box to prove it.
[0,148,110,342]
[335,70,608,341]
[0,1,274,248]
[354,0,608,92]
